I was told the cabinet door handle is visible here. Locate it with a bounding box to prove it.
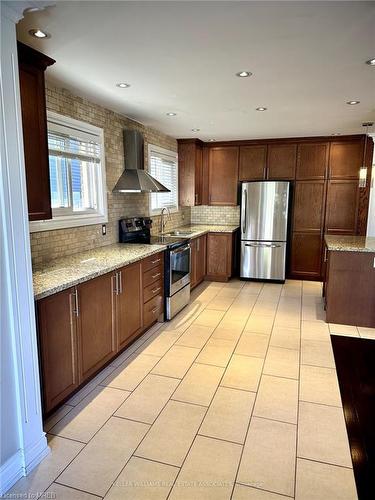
[151,287,161,294]
[195,193,198,204]
[119,271,123,294]
[152,272,161,279]
[324,247,328,262]
[113,273,119,295]
[151,258,161,264]
[151,307,157,314]
[72,290,79,316]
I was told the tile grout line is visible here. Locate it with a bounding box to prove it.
[43,298,213,499]
[229,281,287,500]
[292,279,304,499]
[165,279,260,499]
[92,284,228,498]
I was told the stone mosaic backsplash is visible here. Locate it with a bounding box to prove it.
[190,205,240,226]
[30,84,189,266]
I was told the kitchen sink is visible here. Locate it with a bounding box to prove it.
[162,230,196,236]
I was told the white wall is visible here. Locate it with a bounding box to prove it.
[366,135,375,237]
[0,2,51,494]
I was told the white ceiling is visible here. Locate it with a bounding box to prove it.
[17,1,375,141]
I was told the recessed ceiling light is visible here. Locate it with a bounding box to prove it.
[29,29,49,39]
[366,58,375,66]
[191,128,200,132]
[116,83,130,88]
[256,107,267,111]
[208,139,216,142]
[236,71,252,78]
[166,112,177,116]
[346,100,360,105]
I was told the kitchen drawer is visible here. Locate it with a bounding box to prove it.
[143,294,163,328]
[143,265,163,287]
[143,278,163,303]
[142,252,163,273]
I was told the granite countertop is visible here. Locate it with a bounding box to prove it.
[33,243,167,300]
[33,224,240,300]
[176,224,240,238]
[324,235,375,253]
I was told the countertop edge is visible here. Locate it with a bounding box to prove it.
[33,225,240,301]
[324,235,375,253]
[33,245,167,301]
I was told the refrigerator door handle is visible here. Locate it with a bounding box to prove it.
[242,188,247,234]
[245,243,282,248]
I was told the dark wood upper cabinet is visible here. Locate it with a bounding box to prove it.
[17,42,55,221]
[178,139,203,206]
[325,180,359,234]
[267,144,297,180]
[208,147,239,205]
[296,142,329,180]
[38,288,79,413]
[77,273,116,381]
[239,145,266,181]
[329,140,363,179]
[116,262,143,352]
[292,181,326,233]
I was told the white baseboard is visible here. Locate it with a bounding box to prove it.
[0,435,49,495]
[24,433,50,474]
[0,450,23,496]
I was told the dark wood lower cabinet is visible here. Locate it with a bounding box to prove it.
[206,232,236,281]
[77,273,116,381]
[190,234,207,289]
[290,233,323,280]
[116,262,143,351]
[38,288,79,413]
[37,253,164,414]
[325,250,375,327]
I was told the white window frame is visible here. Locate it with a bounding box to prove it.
[29,111,108,233]
[148,143,179,216]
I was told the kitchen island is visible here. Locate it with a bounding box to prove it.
[324,235,375,328]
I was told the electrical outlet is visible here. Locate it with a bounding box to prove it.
[102,224,107,236]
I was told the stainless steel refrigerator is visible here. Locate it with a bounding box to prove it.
[240,181,290,281]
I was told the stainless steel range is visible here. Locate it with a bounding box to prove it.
[119,217,191,320]
[161,240,191,320]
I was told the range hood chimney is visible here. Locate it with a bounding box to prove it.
[113,129,170,193]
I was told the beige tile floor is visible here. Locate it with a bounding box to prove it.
[10,278,374,499]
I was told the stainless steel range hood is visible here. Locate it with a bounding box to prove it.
[113,130,170,193]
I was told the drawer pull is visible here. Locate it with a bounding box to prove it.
[151,307,157,314]
[151,272,161,279]
[151,258,161,264]
[151,287,161,294]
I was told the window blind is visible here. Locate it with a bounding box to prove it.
[149,147,178,212]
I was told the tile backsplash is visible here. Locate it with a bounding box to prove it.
[30,83,189,266]
[191,205,240,226]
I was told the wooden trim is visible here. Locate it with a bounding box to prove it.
[177,138,204,146]
[17,41,55,69]
[198,134,366,148]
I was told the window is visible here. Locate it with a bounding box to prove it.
[148,144,178,214]
[30,112,107,232]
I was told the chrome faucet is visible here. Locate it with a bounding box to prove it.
[160,207,171,234]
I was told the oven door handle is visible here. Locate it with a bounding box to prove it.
[170,244,190,255]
